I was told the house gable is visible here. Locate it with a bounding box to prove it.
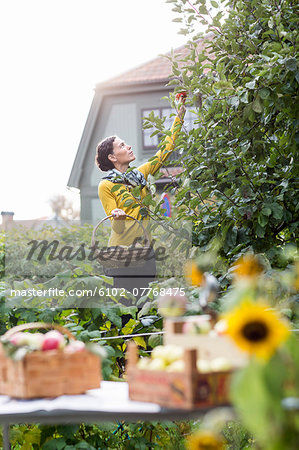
[68,37,210,222]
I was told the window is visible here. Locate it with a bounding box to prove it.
[141,106,197,154]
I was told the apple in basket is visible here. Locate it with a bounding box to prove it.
[41,330,66,351]
[9,332,44,349]
[64,340,86,353]
[9,332,32,347]
[157,294,187,317]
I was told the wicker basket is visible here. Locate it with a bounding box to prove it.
[0,322,101,398]
[91,214,152,268]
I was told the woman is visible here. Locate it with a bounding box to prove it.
[95,103,185,298]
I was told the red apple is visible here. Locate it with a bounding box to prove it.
[41,330,65,351]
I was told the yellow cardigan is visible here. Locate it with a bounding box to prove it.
[98,114,183,246]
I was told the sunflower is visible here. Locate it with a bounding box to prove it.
[232,254,264,280]
[185,261,205,286]
[185,430,224,450]
[224,299,290,360]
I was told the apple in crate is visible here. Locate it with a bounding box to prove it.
[64,340,85,353]
[157,294,187,317]
[152,345,184,365]
[137,357,151,370]
[214,319,227,335]
[210,357,232,372]
[166,359,184,372]
[196,359,212,373]
[41,330,66,351]
[148,358,168,371]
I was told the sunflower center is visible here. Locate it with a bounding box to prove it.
[242,321,269,342]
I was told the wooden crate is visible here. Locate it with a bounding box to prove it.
[126,342,232,410]
[163,317,247,367]
[0,323,101,398]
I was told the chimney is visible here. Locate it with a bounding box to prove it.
[1,211,14,230]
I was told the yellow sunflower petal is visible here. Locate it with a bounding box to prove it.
[186,430,225,450]
[185,261,205,287]
[232,254,264,280]
[224,299,290,360]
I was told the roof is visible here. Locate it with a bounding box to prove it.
[96,37,210,89]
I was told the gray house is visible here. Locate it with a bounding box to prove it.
[68,42,204,222]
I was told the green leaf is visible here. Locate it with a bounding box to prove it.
[74,442,96,449]
[214,81,233,91]
[230,96,240,108]
[245,80,256,89]
[111,184,122,193]
[142,194,153,206]
[102,307,122,328]
[100,274,114,285]
[259,88,270,99]
[261,207,271,216]
[230,359,286,448]
[123,199,134,207]
[252,96,263,113]
[56,425,79,440]
[42,438,66,450]
[258,213,268,227]
[256,224,265,238]
[268,17,274,29]
[148,333,163,348]
[24,429,41,445]
[285,58,297,72]
[150,130,160,137]
[240,90,249,103]
[133,335,147,348]
[271,203,284,220]
[211,0,218,7]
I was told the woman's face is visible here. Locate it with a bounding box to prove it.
[109,137,136,166]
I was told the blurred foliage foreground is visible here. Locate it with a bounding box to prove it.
[0,225,298,449]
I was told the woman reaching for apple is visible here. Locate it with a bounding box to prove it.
[95,96,186,297]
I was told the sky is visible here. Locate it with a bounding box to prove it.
[0,0,188,220]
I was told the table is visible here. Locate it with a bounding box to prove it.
[0,381,219,449]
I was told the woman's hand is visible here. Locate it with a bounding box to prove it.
[176,91,187,120]
[178,104,186,120]
[111,208,126,220]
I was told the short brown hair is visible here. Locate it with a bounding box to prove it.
[95,136,116,171]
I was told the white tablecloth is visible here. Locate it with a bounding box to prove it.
[0,381,209,423]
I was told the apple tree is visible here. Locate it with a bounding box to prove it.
[159,0,298,267]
